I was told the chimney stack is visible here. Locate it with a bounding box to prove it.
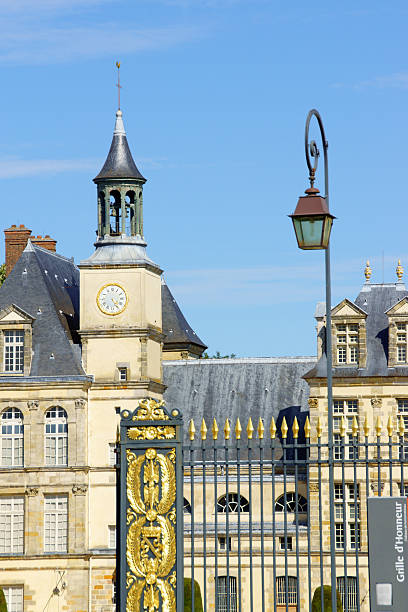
[30,235,57,253]
[4,225,57,278]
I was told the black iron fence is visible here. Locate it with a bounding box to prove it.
[183,414,408,612]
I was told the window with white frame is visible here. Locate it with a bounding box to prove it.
[275,492,307,513]
[45,407,68,466]
[397,399,408,459]
[276,576,297,605]
[2,586,24,612]
[44,495,68,552]
[0,497,24,553]
[217,493,249,513]
[216,576,237,612]
[337,577,358,612]
[3,330,24,373]
[334,484,360,550]
[108,525,116,549]
[109,443,116,466]
[333,400,359,460]
[336,323,359,365]
[1,408,23,467]
[118,367,127,381]
[397,323,408,363]
[279,536,292,551]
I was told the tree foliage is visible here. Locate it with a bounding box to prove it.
[0,264,5,287]
[184,578,203,612]
[312,586,343,612]
[0,587,7,612]
[203,351,237,359]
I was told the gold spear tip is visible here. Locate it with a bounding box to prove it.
[212,418,219,440]
[246,417,254,440]
[316,417,323,438]
[224,418,231,440]
[304,416,311,438]
[188,419,196,441]
[364,415,370,437]
[258,417,265,439]
[292,416,299,439]
[235,417,242,439]
[352,415,359,437]
[364,259,372,281]
[375,415,382,437]
[270,417,277,439]
[387,415,394,437]
[200,418,207,440]
[399,415,405,436]
[396,259,404,281]
[116,61,121,68]
[281,416,288,439]
[340,415,346,437]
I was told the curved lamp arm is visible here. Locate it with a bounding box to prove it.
[304,109,329,205]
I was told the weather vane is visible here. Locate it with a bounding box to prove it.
[116,61,122,109]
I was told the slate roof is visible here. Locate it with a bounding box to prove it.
[163,357,316,442]
[162,281,207,353]
[306,282,408,379]
[0,242,85,377]
[94,110,145,182]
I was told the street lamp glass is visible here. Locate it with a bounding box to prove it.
[292,215,333,250]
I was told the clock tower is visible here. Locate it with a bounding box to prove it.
[79,108,164,399]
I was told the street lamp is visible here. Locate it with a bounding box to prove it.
[290,109,337,611]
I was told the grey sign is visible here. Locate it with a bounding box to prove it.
[367,497,408,610]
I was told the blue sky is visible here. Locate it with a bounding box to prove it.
[1,0,408,357]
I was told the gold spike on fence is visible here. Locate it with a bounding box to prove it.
[317,417,322,438]
[375,416,382,437]
[364,416,370,437]
[387,415,394,437]
[340,416,346,437]
[281,416,288,439]
[212,418,219,440]
[352,415,359,437]
[247,417,254,440]
[399,415,405,437]
[235,418,242,440]
[270,417,277,439]
[224,418,230,440]
[304,416,311,439]
[189,419,196,441]
[200,418,207,440]
[292,416,299,439]
[258,418,264,439]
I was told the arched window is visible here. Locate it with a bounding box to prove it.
[183,498,191,514]
[217,493,249,513]
[337,577,358,612]
[45,407,68,466]
[109,190,121,235]
[276,576,297,606]
[275,493,307,513]
[1,408,23,467]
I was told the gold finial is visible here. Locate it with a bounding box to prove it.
[399,415,405,436]
[364,416,370,437]
[188,419,196,441]
[212,418,219,440]
[116,60,122,109]
[340,416,346,437]
[292,416,299,439]
[235,418,242,440]
[304,416,311,438]
[316,417,322,438]
[364,260,372,282]
[352,415,359,437]
[247,417,254,440]
[257,418,264,439]
[224,418,231,440]
[270,417,277,439]
[375,415,382,437]
[281,416,288,439]
[200,418,207,440]
[387,415,394,437]
[396,259,404,281]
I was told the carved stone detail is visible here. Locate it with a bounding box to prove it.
[309,483,319,492]
[371,398,382,409]
[308,398,318,410]
[27,400,39,410]
[72,484,88,495]
[25,487,39,496]
[75,399,86,409]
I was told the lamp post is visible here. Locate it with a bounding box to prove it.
[290,109,337,611]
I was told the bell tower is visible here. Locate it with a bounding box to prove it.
[79,106,164,399]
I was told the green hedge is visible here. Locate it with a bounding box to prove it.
[0,588,7,612]
[312,586,343,612]
[184,578,203,612]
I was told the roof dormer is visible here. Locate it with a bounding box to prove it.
[330,299,367,368]
[385,297,408,367]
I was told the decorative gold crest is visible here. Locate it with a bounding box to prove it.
[132,398,169,421]
[128,426,175,440]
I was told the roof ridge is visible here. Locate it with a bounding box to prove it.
[164,356,317,365]
[32,244,78,267]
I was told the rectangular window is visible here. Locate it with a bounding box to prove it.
[334,484,360,550]
[397,401,408,458]
[398,345,407,363]
[279,536,292,551]
[2,586,23,612]
[119,367,127,381]
[4,331,24,373]
[276,576,298,605]
[336,323,360,365]
[333,400,359,460]
[335,523,344,549]
[218,536,232,551]
[108,525,116,549]
[337,347,347,363]
[109,443,116,466]
[0,497,24,553]
[337,577,358,612]
[216,576,237,612]
[44,495,68,552]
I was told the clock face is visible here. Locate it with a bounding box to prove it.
[97,283,128,315]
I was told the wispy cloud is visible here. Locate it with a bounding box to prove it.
[333,72,408,91]
[0,24,205,65]
[0,158,98,179]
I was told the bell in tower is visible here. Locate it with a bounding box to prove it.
[94,109,146,241]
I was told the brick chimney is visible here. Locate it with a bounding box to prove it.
[4,224,32,277]
[30,235,57,252]
[4,226,57,277]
